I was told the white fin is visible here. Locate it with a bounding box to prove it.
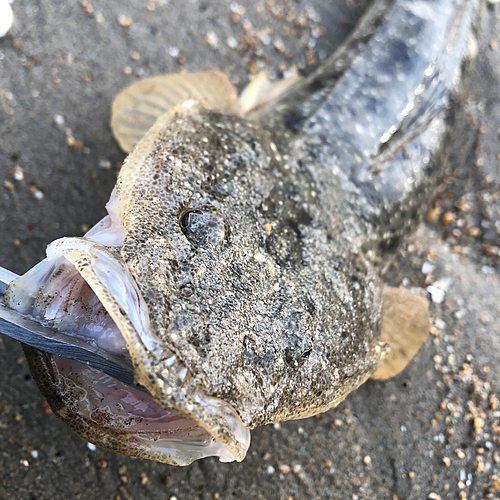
[240,69,302,118]
[371,286,429,381]
[111,70,241,153]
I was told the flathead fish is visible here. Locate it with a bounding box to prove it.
[5,0,479,465]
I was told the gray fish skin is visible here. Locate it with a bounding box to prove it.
[122,0,479,428]
[259,0,479,264]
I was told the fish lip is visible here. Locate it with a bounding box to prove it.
[42,236,250,462]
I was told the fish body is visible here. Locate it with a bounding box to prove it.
[5,0,479,464]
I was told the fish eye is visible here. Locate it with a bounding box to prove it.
[179,282,195,297]
[179,205,228,248]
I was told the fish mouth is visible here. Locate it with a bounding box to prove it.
[5,224,250,465]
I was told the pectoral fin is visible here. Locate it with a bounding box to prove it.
[371,286,429,381]
[111,71,241,153]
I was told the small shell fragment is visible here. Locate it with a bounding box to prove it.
[421,261,433,275]
[0,0,13,37]
[427,278,451,304]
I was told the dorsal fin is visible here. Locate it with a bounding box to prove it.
[111,70,241,153]
[371,286,429,381]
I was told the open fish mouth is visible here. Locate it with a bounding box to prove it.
[4,213,250,465]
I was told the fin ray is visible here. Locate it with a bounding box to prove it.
[111,70,241,153]
[371,286,429,381]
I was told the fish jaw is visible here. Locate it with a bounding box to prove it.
[4,233,250,465]
[22,346,242,465]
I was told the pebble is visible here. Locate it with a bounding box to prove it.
[435,318,446,330]
[226,36,238,49]
[473,417,485,430]
[80,1,93,14]
[168,46,179,57]
[0,0,13,37]
[98,159,112,169]
[433,278,451,291]
[422,261,434,274]
[29,186,45,200]
[205,31,219,48]
[427,279,451,303]
[278,464,290,474]
[117,14,132,27]
[87,443,96,451]
[12,165,24,181]
[481,265,496,274]
[427,285,445,303]
[442,211,455,225]
[53,114,65,126]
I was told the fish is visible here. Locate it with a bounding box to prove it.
[4,0,479,465]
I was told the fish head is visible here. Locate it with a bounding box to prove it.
[116,103,385,432]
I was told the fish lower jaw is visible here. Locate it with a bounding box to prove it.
[5,237,250,465]
[27,351,242,465]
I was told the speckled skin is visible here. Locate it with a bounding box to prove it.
[117,0,478,428]
[119,108,383,428]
